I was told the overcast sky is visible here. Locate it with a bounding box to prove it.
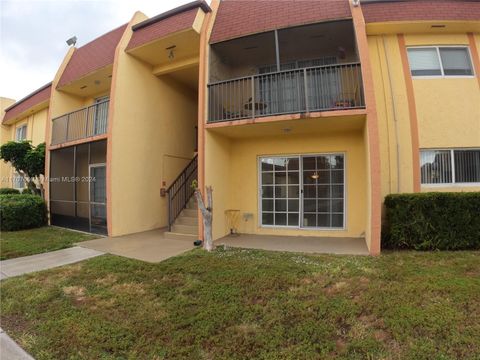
[0,0,192,101]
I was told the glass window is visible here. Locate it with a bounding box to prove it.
[420,150,452,184]
[302,154,344,228]
[12,172,25,189]
[260,156,300,227]
[15,125,27,141]
[420,149,480,185]
[407,46,474,77]
[454,150,480,183]
[407,48,442,76]
[440,48,474,76]
[260,154,345,228]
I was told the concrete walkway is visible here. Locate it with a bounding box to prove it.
[0,246,104,280]
[216,234,369,255]
[0,328,34,360]
[78,229,195,263]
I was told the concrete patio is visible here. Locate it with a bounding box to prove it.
[78,228,195,263]
[215,234,369,255]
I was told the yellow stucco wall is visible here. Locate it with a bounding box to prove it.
[405,33,480,150]
[109,16,198,236]
[0,97,16,188]
[369,32,480,197]
[205,128,367,240]
[0,103,48,188]
[369,34,416,197]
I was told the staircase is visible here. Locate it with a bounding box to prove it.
[164,196,199,240]
[164,155,199,241]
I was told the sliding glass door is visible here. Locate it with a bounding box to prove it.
[260,154,345,229]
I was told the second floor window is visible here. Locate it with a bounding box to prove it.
[407,46,474,77]
[15,125,27,141]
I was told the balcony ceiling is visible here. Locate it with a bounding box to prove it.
[207,113,366,139]
[127,29,201,68]
[57,66,112,97]
[211,20,356,68]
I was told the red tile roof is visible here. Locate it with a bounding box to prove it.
[362,0,480,23]
[126,8,199,50]
[3,83,51,123]
[209,0,352,44]
[57,24,127,88]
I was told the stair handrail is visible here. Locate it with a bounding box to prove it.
[166,155,198,231]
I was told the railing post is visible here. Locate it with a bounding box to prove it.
[304,68,309,112]
[168,191,172,231]
[85,106,90,138]
[251,76,255,119]
[65,114,70,142]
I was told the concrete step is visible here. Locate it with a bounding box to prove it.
[163,232,198,241]
[172,224,198,235]
[176,216,198,226]
[182,208,197,218]
[186,199,197,210]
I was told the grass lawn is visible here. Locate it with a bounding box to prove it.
[1,248,479,359]
[0,226,99,260]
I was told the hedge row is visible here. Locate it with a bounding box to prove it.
[0,194,47,231]
[0,188,20,195]
[383,192,480,251]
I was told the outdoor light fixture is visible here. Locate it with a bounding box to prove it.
[166,45,176,60]
[352,0,360,7]
[66,36,77,46]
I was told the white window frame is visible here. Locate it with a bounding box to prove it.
[12,171,25,189]
[15,124,27,141]
[258,152,347,231]
[420,148,480,187]
[407,45,475,79]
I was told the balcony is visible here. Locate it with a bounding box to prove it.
[51,100,109,145]
[208,20,364,123]
[208,62,364,123]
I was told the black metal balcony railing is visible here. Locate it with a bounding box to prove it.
[207,62,364,123]
[51,100,109,145]
[167,155,198,231]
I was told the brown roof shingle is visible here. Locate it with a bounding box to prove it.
[209,0,352,44]
[362,0,480,23]
[3,83,51,123]
[57,24,127,88]
[126,8,199,50]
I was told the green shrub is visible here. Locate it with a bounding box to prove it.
[383,192,480,251]
[0,188,20,195]
[0,194,47,231]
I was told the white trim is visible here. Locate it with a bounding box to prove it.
[421,183,480,188]
[407,45,475,79]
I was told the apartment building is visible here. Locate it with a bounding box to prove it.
[2,0,479,254]
[0,84,51,189]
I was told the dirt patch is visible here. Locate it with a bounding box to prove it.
[0,314,31,334]
[247,297,266,305]
[324,281,348,295]
[229,323,259,336]
[63,286,88,306]
[94,274,118,286]
[112,283,146,295]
